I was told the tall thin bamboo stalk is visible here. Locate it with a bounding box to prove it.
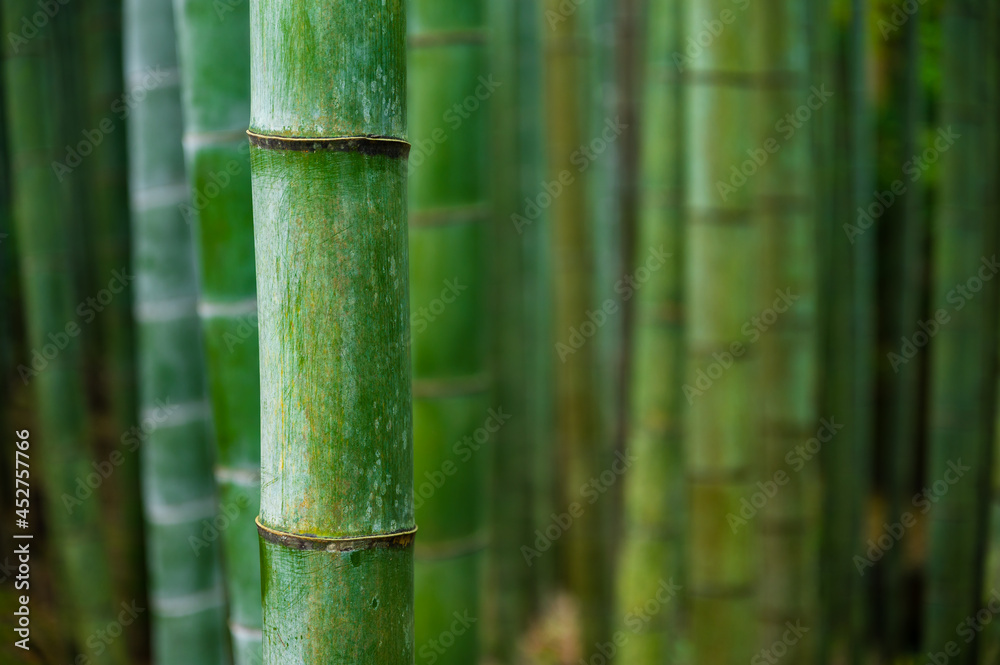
[81,1,146,653]
[613,0,684,661]
[881,7,924,658]
[123,0,230,662]
[2,1,126,661]
[543,0,611,649]
[170,0,262,660]
[249,0,413,662]
[485,0,548,656]
[756,1,818,662]
[683,0,763,662]
[408,1,490,663]
[924,1,995,662]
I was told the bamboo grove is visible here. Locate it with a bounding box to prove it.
[1,0,1000,664]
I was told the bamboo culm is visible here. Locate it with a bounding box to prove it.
[613,0,685,661]
[408,0,491,663]
[124,0,231,662]
[3,1,126,662]
[249,0,413,662]
[170,0,262,659]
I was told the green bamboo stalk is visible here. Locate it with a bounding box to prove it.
[80,1,147,654]
[170,0,262,660]
[543,0,611,649]
[613,0,685,662]
[683,0,764,662]
[815,1,869,660]
[249,0,413,662]
[123,0,231,662]
[881,7,924,658]
[847,1,874,655]
[407,1,490,664]
[982,4,1000,665]
[2,1,127,662]
[756,1,818,662]
[485,0,549,657]
[924,1,995,662]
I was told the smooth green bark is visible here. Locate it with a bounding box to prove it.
[170,0,262,660]
[124,0,230,662]
[250,1,413,662]
[408,1,490,663]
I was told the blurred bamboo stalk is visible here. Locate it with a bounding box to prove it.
[485,0,547,658]
[81,0,146,654]
[924,1,997,663]
[613,0,685,661]
[123,0,230,662]
[170,0,261,659]
[249,0,413,661]
[2,0,127,661]
[408,1,491,663]
[682,0,762,662]
[544,0,612,651]
[756,0,818,662]
[880,5,924,658]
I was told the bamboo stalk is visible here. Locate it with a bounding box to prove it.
[881,7,924,658]
[543,0,612,649]
[484,0,550,657]
[249,0,413,662]
[2,1,127,661]
[407,2,491,664]
[756,1,818,662]
[80,0,146,654]
[613,0,685,661]
[169,0,262,660]
[123,0,231,662]
[924,2,996,662]
[683,0,764,662]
